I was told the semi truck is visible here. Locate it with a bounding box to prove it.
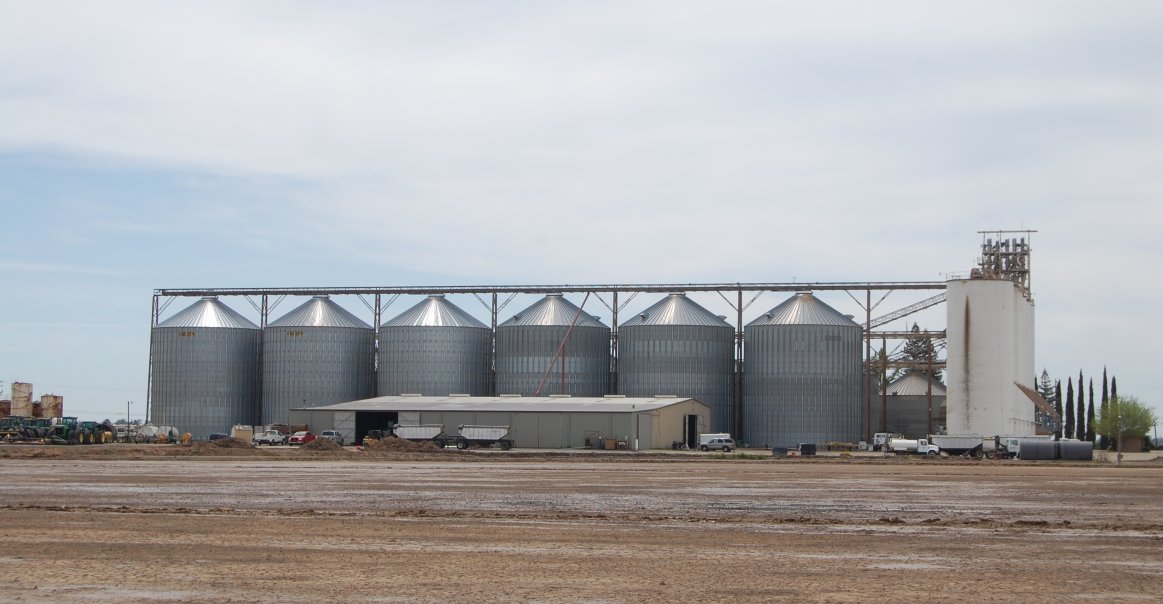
[929,434,986,458]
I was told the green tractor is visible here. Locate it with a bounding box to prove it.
[79,420,116,444]
[46,417,82,444]
[1,416,26,441]
[21,418,54,440]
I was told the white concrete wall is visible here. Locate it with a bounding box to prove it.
[946,279,1037,436]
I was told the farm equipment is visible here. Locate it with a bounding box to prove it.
[439,425,514,450]
[386,423,515,450]
[388,424,447,447]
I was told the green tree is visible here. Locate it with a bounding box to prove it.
[1054,381,1063,438]
[1038,369,1055,404]
[1100,368,1110,448]
[1064,378,1075,439]
[1076,370,1086,440]
[901,323,942,382]
[1094,395,1156,444]
[1085,379,1096,443]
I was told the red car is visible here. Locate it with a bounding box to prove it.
[288,431,316,445]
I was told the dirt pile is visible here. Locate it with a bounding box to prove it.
[186,438,261,456]
[363,437,443,452]
[302,438,343,452]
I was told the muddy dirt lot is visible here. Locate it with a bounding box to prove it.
[1,446,1162,602]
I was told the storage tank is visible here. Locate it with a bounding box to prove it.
[883,371,947,438]
[11,382,33,417]
[495,294,610,396]
[378,295,491,396]
[263,295,374,425]
[40,394,64,418]
[743,292,862,448]
[618,293,734,431]
[945,278,1037,436]
[1057,439,1094,461]
[150,297,261,439]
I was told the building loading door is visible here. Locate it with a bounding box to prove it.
[334,412,356,443]
[685,414,699,449]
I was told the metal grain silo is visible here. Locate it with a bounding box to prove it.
[883,371,947,438]
[150,297,260,439]
[495,294,610,396]
[378,295,491,396]
[618,293,734,431]
[262,296,374,425]
[743,293,862,448]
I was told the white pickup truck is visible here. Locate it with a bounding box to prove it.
[252,430,287,446]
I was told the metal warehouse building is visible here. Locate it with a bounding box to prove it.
[289,396,711,450]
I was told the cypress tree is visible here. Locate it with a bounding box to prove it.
[1076,370,1086,440]
[1100,368,1110,448]
[1064,378,1075,440]
[1110,376,1120,450]
[1085,379,1096,443]
[1054,381,1063,438]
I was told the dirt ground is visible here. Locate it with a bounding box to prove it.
[1,445,1162,602]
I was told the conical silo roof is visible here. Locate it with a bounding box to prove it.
[268,295,370,328]
[158,297,258,329]
[886,371,947,396]
[382,295,487,328]
[747,292,858,327]
[621,293,731,328]
[500,294,607,328]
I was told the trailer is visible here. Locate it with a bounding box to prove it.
[389,424,446,446]
[930,434,986,458]
[436,425,514,450]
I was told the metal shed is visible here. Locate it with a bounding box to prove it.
[883,371,947,438]
[290,396,710,450]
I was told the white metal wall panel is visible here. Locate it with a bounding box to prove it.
[334,411,356,442]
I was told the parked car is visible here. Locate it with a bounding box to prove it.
[288,431,316,445]
[318,430,345,446]
[699,437,735,452]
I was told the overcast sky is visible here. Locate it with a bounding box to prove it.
[1,1,1160,425]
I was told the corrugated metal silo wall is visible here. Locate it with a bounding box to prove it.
[886,395,947,438]
[618,324,734,432]
[262,326,375,425]
[150,326,260,439]
[377,326,491,396]
[495,325,610,396]
[743,324,862,447]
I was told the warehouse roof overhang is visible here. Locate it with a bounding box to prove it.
[294,396,707,414]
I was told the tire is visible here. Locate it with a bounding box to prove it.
[67,430,79,445]
[926,450,937,456]
[700,445,709,452]
[724,447,732,453]
[456,440,469,450]
[499,441,512,451]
